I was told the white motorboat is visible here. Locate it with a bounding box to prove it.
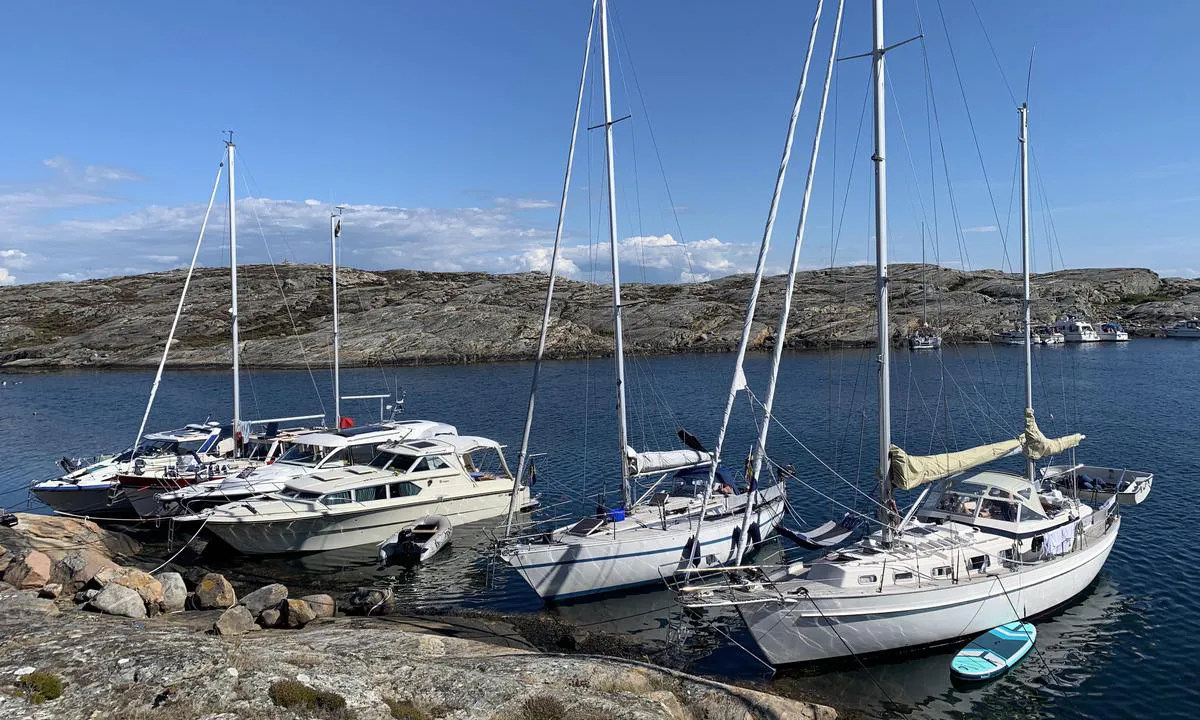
[1034,325,1065,344]
[378,514,453,566]
[1097,322,1129,342]
[30,424,227,518]
[1054,316,1100,342]
[499,0,791,601]
[1042,464,1153,506]
[189,434,529,554]
[159,420,457,514]
[677,19,1147,667]
[993,329,1027,345]
[1164,318,1200,338]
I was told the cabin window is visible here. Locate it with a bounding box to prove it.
[968,555,988,572]
[279,489,321,501]
[410,458,433,473]
[347,444,378,465]
[280,444,323,465]
[354,486,387,502]
[320,490,352,506]
[388,482,421,498]
[979,499,1018,522]
[932,565,952,578]
[427,455,451,470]
[857,574,878,586]
[894,571,914,583]
[388,454,420,473]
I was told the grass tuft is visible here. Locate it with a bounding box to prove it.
[268,679,348,718]
[520,694,567,720]
[17,670,63,704]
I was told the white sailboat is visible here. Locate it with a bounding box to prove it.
[498,0,824,601]
[676,2,1146,666]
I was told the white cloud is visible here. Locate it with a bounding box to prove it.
[495,197,556,210]
[304,199,321,207]
[0,268,15,285]
[0,249,31,268]
[144,255,180,264]
[964,225,999,233]
[57,272,86,282]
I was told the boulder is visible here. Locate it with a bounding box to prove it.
[214,605,259,636]
[73,588,100,605]
[3,549,51,590]
[257,608,282,628]
[284,599,317,628]
[0,513,140,561]
[300,594,336,618]
[194,573,236,609]
[38,583,63,599]
[89,583,147,619]
[50,550,119,593]
[240,583,288,618]
[155,572,187,613]
[93,566,164,609]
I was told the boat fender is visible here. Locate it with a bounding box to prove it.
[749,522,762,547]
[730,525,741,551]
[133,458,146,476]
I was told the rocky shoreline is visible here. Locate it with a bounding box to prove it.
[0,514,834,719]
[2,264,1198,369]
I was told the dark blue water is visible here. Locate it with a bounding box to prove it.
[2,341,1196,719]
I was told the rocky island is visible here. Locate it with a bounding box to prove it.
[1,264,1198,369]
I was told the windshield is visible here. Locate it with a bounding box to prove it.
[277,444,326,466]
[368,451,398,470]
[386,453,421,474]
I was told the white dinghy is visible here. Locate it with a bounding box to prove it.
[379,515,453,567]
[1042,464,1153,506]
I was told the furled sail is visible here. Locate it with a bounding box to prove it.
[624,447,713,477]
[1022,408,1084,460]
[889,439,1022,491]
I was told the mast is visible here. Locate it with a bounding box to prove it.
[1019,103,1034,482]
[920,222,928,326]
[226,134,242,453]
[734,0,845,565]
[505,0,598,536]
[331,209,343,427]
[871,0,895,534]
[599,0,632,510]
[690,0,828,564]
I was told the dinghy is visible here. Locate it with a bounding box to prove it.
[951,621,1037,681]
[1042,464,1153,506]
[378,515,453,567]
[779,512,863,549]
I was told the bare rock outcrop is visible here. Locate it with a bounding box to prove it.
[3,263,1197,368]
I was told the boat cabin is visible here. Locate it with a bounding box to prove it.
[918,470,1071,535]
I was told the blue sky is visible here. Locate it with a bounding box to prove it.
[1,0,1196,286]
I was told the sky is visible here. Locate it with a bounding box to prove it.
[1,0,1197,287]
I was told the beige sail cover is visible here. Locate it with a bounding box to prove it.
[889,439,1022,491]
[1022,408,1084,460]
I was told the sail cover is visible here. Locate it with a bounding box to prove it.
[625,447,713,476]
[1022,408,1084,460]
[889,439,1022,491]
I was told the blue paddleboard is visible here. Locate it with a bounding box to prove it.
[950,621,1036,681]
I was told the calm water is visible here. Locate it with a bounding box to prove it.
[2,341,1197,719]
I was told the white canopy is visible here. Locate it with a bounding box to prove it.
[624,447,713,477]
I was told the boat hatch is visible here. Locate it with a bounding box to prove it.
[567,517,606,537]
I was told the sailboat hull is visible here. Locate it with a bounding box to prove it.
[738,516,1119,665]
[31,484,133,518]
[502,484,787,600]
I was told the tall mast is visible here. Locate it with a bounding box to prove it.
[871,0,895,533]
[599,0,632,510]
[1019,103,1034,482]
[226,134,242,452]
[331,209,343,427]
[734,0,845,564]
[920,222,928,325]
[691,0,828,563]
[505,0,598,536]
